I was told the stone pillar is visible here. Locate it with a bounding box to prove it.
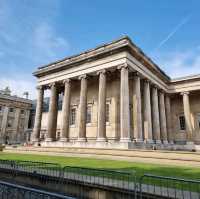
[119,64,131,142]
[97,70,107,142]
[159,91,168,144]
[151,86,161,144]
[143,80,153,143]
[46,83,58,142]
[165,95,173,144]
[13,108,20,143]
[32,86,44,142]
[24,109,31,143]
[60,79,71,142]
[1,107,9,143]
[78,75,87,142]
[182,92,193,144]
[132,73,143,142]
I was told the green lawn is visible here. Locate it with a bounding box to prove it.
[0,152,199,181]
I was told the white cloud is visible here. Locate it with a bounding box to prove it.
[32,22,70,62]
[0,0,70,100]
[152,47,200,78]
[0,75,36,99]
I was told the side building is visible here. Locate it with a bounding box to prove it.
[0,88,33,144]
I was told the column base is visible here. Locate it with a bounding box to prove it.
[155,140,162,144]
[45,138,53,142]
[77,137,87,142]
[186,141,194,145]
[145,139,154,144]
[96,137,107,142]
[163,140,168,145]
[32,138,39,142]
[120,138,131,143]
[60,137,69,142]
[135,138,144,143]
[169,140,174,144]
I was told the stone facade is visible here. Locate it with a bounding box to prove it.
[0,89,33,144]
[32,36,200,150]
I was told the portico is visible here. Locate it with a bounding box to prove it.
[32,36,200,150]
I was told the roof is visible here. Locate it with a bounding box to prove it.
[33,36,171,81]
[171,74,200,83]
[0,93,33,105]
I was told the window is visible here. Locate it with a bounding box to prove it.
[20,110,25,115]
[179,115,186,130]
[57,132,60,140]
[7,117,13,128]
[19,118,25,129]
[197,114,200,128]
[86,106,92,123]
[9,108,14,113]
[106,104,110,123]
[70,108,76,125]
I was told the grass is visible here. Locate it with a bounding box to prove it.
[0,152,199,181]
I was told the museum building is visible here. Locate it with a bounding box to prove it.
[32,36,200,150]
[0,87,33,144]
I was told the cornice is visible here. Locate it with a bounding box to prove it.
[33,36,171,82]
[0,94,33,105]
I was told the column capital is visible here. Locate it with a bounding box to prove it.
[133,71,141,77]
[63,79,71,84]
[181,91,190,96]
[97,69,106,75]
[165,93,171,98]
[117,63,129,70]
[36,85,43,90]
[78,74,87,80]
[158,89,165,94]
[143,78,151,84]
[48,82,57,88]
[151,84,159,90]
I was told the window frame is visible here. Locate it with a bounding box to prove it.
[86,105,92,124]
[179,115,186,132]
[70,107,77,127]
[106,103,110,125]
[9,107,14,113]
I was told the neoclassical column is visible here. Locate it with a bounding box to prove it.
[132,73,143,142]
[159,91,168,144]
[119,64,131,142]
[165,95,173,144]
[151,86,161,144]
[46,83,58,142]
[1,107,9,140]
[143,80,153,143]
[78,75,88,142]
[97,70,107,141]
[32,86,44,142]
[60,79,71,142]
[13,108,20,143]
[181,92,193,144]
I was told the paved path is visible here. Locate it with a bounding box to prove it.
[4,146,200,167]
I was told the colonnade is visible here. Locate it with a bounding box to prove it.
[32,64,194,144]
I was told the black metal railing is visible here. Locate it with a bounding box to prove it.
[63,166,136,190]
[139,174,200,199]
[0,180,74,199]
[0,159,61,177]
[0,159,199,199]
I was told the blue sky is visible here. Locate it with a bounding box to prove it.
[0,0,199,99]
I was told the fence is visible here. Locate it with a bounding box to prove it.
[0,180,74,199]
[0,159,199,199]
[139,174,200,199]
